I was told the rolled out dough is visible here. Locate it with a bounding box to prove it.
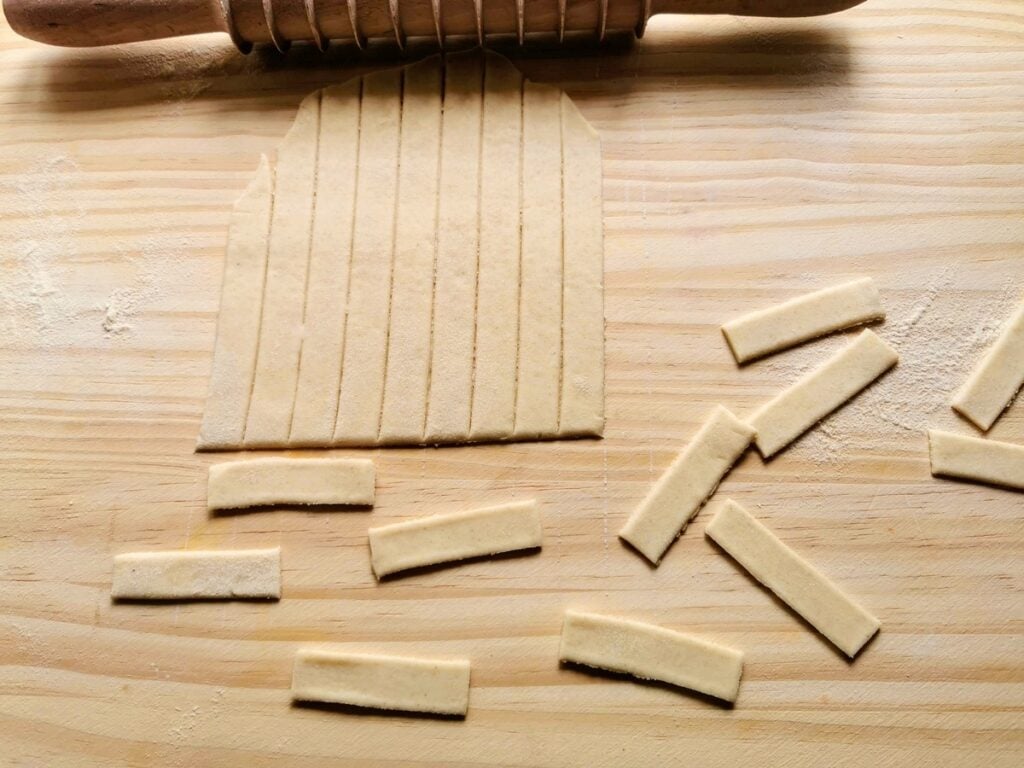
[291,649,471,715]
[749,329,898,458]
[722,277,884,364]
[705,500,879,657]
[207,457,375,510]
[951,300,1024,432]
[368,500,542,578]
[619,406,755,565]
[111,548,281,600]
[928,429,1024,491]
[558,610,744,703]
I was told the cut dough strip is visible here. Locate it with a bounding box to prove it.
[951,300,1024,431]
[722,277,884,364]
[705,500,879,658]
[928,429,1024,491]
[291,649,471,716]
[619,406,755,565]
[558,610,744,703]
[749,329,898,458]
[207,458,375,510]
[111,548,281,600]
[368,500,542,578]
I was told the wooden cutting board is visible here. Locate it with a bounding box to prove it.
[1,1,1021,765]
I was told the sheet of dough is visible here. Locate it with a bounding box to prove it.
[207,457,375,510]
[619,406,755,565]
[378,56,443,444]
[705,500,880,657]
[928,429,1024,491]
[722,277,884,364]
[111,548,281,600]
[197,156,274,449]
[289,79,361,445]
[424,52,483,443]
[333,68,402,444]
[469,52,524,441]
[514,80,564,438]
[558,93,605,436]
[245,92,320,447]
[368,500,541,578]
[750,329,898,458]
[558,610,743,703]
[291,649,471,716]
[951,299,1024,431]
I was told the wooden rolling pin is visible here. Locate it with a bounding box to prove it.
[3,0,867,52]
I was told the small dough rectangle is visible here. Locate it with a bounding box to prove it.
[207,458,375,510]
[558,610,744,703]
[928,429,1024,491]
[705,500,879,657]
[291,649,471,716]
[368,500,541,578]
[722,278,884,364]
[111,548,281,600]
[750,329,898,458]
[619,406,755,565]
[951,300,1024,431]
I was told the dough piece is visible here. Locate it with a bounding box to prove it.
[469,52,524,441]
[951,300,1024,431]
[333,68,403,444]
[207,458,375,510]
[558,93,605,437]
[721,277,884,364]
[291,649,471,716]
[750,329,898,458]
[425,52,484,443]
[111,548,281,600]
[197,156,274,449]
[705,500,879,657]
[558,610,744,703]
[513,80,564,438]
[619,406,755,565]
[378,56,444,444]
[245,92,321,446]
[289,79,361,445]
[368,500,541,578]
[928,429,1024,491]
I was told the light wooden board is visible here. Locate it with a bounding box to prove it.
[1,2,1022,765]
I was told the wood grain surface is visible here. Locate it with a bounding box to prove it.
[1,2,1022,765]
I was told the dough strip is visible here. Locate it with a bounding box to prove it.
[951,300,1024,431]
[928,429,1024,491]
[111,548,281,600]
[207,457,375,510]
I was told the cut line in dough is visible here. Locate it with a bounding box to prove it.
[111,548,281,600]
[619,406,755,565]
[951,300,1024,432]
[558,610,744,703]
[368,500,542,578]
[207,458,375,510]
[928,429,1024,491]
[722,277,884,364]
[749,329,898,458]
[291,649,471,716]
[705,500,880,658]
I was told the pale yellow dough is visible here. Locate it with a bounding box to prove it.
[951,300,1024,431]
[705,500,879,657]
[207,458,375,510]
[291,649,471,716]
[619,406,755,564]
[558,610,744,703]
[111,548,281,600]
[928,429,1024,491]
[368,500,542,578]
[750,329,898,458]
[722,277,884,364]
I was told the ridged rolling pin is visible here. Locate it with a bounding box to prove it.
[3,0,867,52]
